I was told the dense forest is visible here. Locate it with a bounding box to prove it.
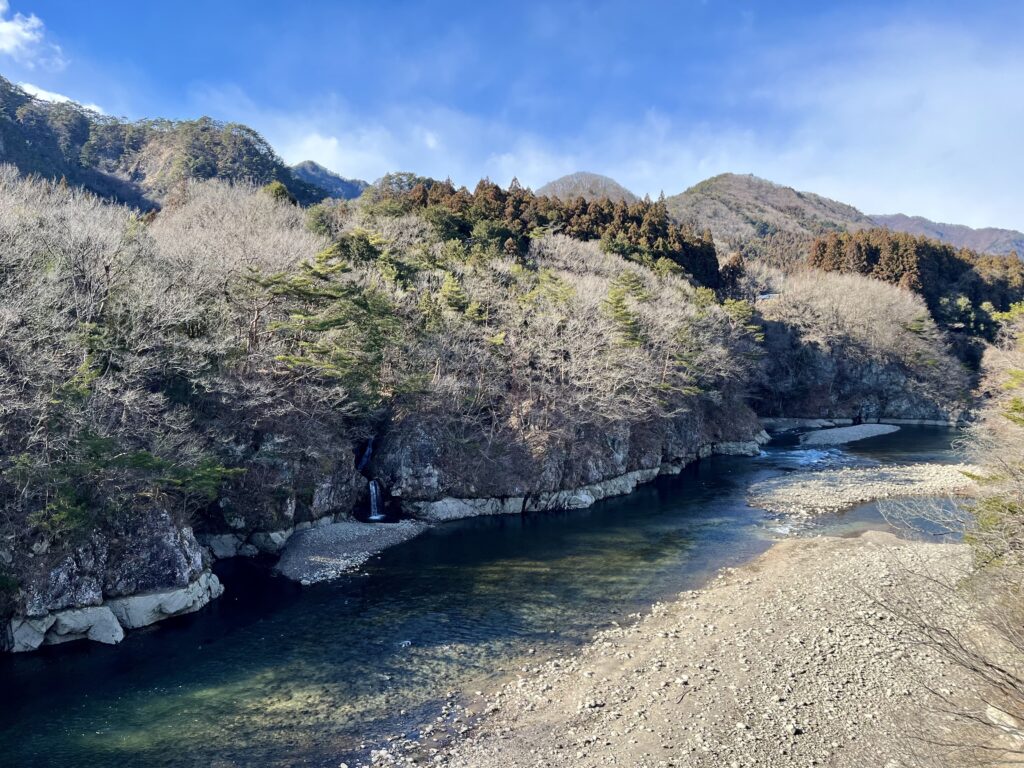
[360,173,721,286]
[809,228,1024,364]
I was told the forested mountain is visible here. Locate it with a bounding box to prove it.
[664,173,874,265]
[0,75,329,207]
[537,171,639,203]
[291,160,368,199]
[808,227,1024,365]
[870,213,1024,257]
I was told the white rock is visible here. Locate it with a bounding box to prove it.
[107,572,223,629]
[8,615,56,652]
[47,606,124,646]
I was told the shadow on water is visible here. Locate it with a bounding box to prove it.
[0,427,961,766]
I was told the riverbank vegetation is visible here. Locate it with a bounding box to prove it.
[809,228,1024,366]
[0,163,981,638]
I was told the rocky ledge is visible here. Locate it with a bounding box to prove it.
[6,570,222,652]
[404,437,767,522]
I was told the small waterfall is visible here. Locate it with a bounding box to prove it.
[357,437,375,472]
[368,480,386,522]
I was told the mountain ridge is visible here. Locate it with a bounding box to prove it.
[0,75,331,207]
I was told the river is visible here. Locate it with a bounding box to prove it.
[0,427,960,766]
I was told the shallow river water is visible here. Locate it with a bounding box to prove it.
[0,427,961,766]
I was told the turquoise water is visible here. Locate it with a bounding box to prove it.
[0,428,959,766]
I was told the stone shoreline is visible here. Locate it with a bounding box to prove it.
[747,462,978,517]
[3,433,769,653]
[371,531,972,767]
[7,570,223,652]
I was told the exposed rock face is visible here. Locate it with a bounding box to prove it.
[209,435,366,539]
[4,407,772,652]
[107,572,223,629]
[45,606,124,646]
[373,403,765,506]
[22,538,107,616]
[5,571,221,652]
[103,509,205,598]
[381,400,769,521]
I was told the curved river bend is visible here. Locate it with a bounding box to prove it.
[0,428,959,766]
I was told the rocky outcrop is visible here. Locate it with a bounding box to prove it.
[5,571,221,652]
[107,571,223,629]
[2,506,224,653]
[404,434,768,522]
[212,436,367,536]
[374,401,766,508]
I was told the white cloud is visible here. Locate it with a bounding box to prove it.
[0,0,64,69]
[188,16,1024,231]
[18,81,104,113]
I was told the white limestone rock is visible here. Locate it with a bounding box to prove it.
[46,606,124,646]
[107,571,224,630]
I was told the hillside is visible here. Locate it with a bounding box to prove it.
[665,173,873,265]
[537,171,638,203]
[665,173,1024,264]
[0,75,328,207]
[870,213,1024,256]
[291,160,367,199]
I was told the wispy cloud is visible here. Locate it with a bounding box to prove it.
[18,81,103,113]
[0,0,64,70]
[187,13,1021,231]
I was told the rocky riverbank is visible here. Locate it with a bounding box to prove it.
[799,423,900,445]
[747,463,977,517]
[374,531,971,768]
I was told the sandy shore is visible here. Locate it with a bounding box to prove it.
[373,531,970,768]
[747,462,977,517]
[799,424,900,446]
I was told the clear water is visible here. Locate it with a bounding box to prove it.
[0,427,960,767]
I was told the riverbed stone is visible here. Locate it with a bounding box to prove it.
[200,533,245,559]
[250,528,294,554]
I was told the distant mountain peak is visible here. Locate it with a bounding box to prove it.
[291,160,368,200]
[537,171,638,203]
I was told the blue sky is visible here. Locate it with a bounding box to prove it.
[2,0,1022,229]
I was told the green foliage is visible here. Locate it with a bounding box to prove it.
[722,298,765,342]
[809,228,1024,345]
[364,175,721,287]
[259,241,401,407]
[262,180,296,205]
[440,272,469,312]
[519,268,575,308]
[10,432,243,542]
[603,275,648,347]
[993,301,1024,326]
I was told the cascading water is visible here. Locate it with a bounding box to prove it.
[367,480,385,522]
